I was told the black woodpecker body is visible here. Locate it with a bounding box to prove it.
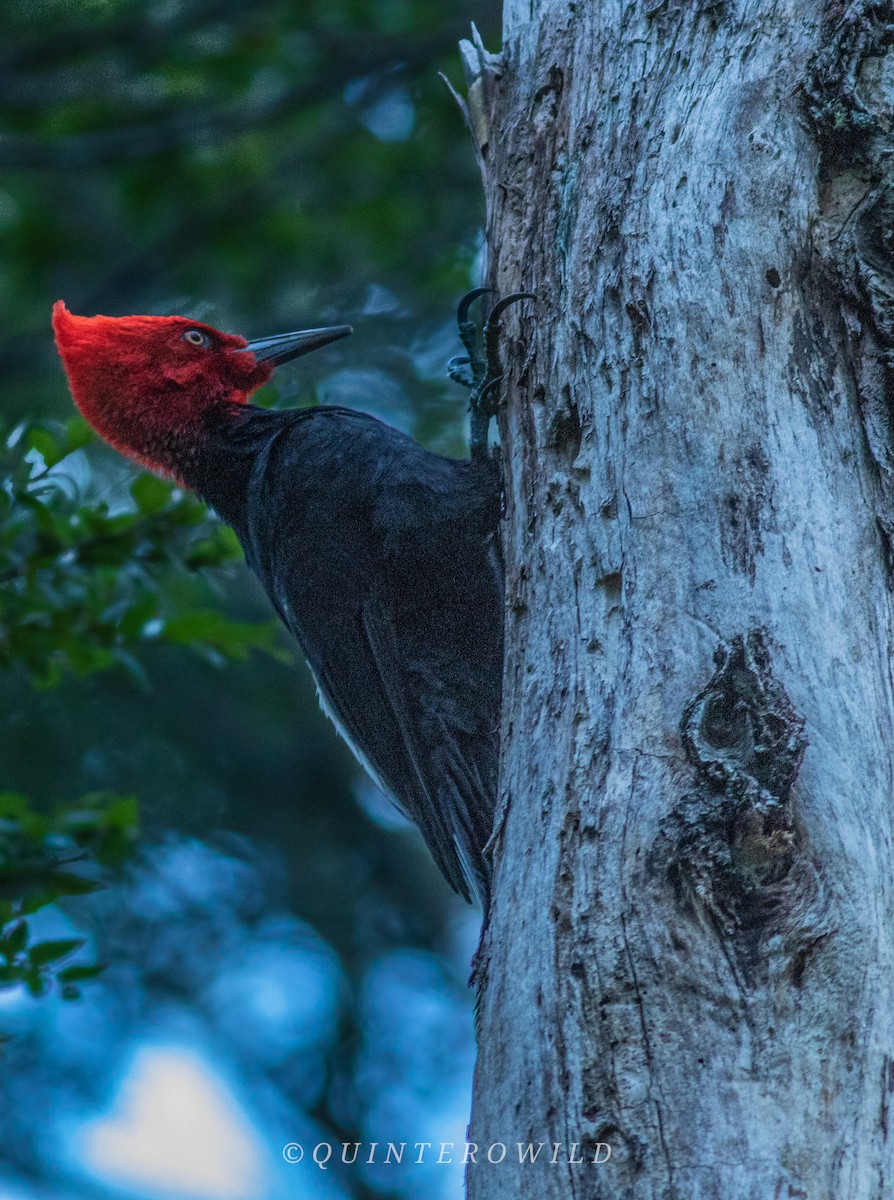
[192,401,503,904]
[51,297,520,906]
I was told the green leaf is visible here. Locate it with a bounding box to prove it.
[58,963,106,983]
[25,420,93,469]
[26,426,63,468]
[97,795,139,832]
[28,938,85,968]
[3,921,28,958]
[117,594,160,638]
[42,872,104,897]
[18,890,60,917]
[0,795,30,821]
[163,609,282,660]
[62,417,94,457]
[131,474,174,515]
[24,969,48,998]
[184,524,242,567]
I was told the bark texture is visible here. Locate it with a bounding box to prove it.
[463,2,894,1197]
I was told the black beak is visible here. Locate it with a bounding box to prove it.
[244,325,352,366]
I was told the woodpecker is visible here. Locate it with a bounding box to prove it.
[52,292,529,906]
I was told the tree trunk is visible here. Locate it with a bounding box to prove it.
[463,2,894,1197]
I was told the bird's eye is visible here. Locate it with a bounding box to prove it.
[182,329,210,348]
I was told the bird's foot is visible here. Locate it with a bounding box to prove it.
[447,288,535,461]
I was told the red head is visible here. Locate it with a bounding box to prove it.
[52,302,351,481]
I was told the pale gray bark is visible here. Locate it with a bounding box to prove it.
[461,3,894,1198]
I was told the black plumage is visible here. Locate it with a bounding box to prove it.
[185,402,503,905]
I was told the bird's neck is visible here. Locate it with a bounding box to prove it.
[177,403,291,530]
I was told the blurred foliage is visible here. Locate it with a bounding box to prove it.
[0,0,497,1195]
[2,417,284,687]
[1,0,497,444]
[1,414,284,1008]
[0,790,136,1006]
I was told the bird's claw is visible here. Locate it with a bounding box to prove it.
[454,288,493,389]
[457,287,495,326]
[482,292,536,398]
[485,291,537,324]
[449,288,535,461]
[447,354,474,389]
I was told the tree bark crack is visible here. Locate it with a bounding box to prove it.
[619,871,677,1195]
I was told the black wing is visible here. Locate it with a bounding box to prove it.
[240,408,503,903]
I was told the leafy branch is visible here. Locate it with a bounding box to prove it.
[0,790,137,1010]
[1,418,287,687]
[0,417,290,1021]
